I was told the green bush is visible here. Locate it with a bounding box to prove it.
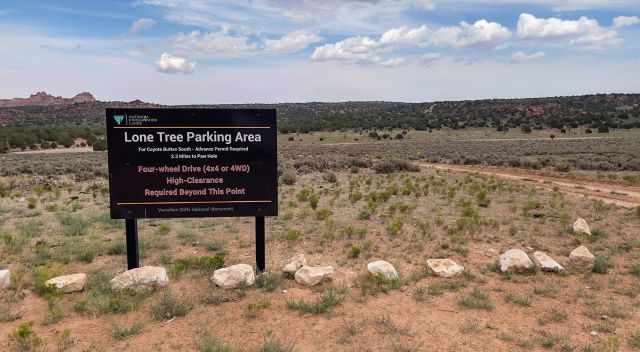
[58,214,89,236]
[7,322,44,352]
[592,255,610,274]
[151,291,192,321]
[287,288,345,315]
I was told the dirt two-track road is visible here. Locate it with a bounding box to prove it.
[420,163,640,209]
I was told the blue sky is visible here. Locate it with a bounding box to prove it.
[0,0,638,103]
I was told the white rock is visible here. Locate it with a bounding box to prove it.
[0,270,10,290]
[499,249,534,273]
[212,264,255,289]
[111,266,169,291]
[569,246,595,271]
[282,254,307,275]
[427,259,465,278]
[367,260,399,280]
[573,218,592,235]
[45,273,87,293]
[532,251,565,272]
[294,265,334,286]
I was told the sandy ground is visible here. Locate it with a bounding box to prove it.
[421,163,640,208]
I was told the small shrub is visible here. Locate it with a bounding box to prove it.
[349,245,361,259]
[284,228,302,242]
[322,172,337,183]
[315,208,332,221]
[592,255,610,274]
[197,332,233,352]
[280,170,297,185]
[58,214,89,236]
[258,335,295,352]
[7,322,44,352]
[504,292,532,307]
[171,254,225,276]
[386,218,403,236]
[287,288,345,315]
[151,291,192,321]
[112,322,143,340]
[357,209,371,220]
[458,288,495,310]
[245,297,271,319]
[55,329,75,351]
[373,159,419,174]
[156,223,171,236]
[630,264,640,277]
[628,330,640,350]
[255,272,282,292]
[358,274,402,296]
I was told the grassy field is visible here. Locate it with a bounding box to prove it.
[1,129,640,351]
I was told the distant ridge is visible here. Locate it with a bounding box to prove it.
[0,91,96,108]
[0,92,638,132]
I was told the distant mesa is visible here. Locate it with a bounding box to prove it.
[0,91,96,107]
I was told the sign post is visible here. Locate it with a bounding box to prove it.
[106,108,278,271]
[125,219,139,270]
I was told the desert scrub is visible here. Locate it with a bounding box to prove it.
[412,280,468,301]
[537,309,568,326]
[151,290,192,321]
[504,292,533,307]
[315,208,332,221]
[358,273,402,296]
[255,272,282,292]
[280,170,297,185]
[170,254,225,277]
[373,159,419,174]
[112,322,143,340]
[197,332,233,352]
[7,322,44,352]
[73,272,150,315]
[287,287,345,315]
[457,288,495,310]
[348,245,361,258]
[386,218,404,236]
[628,330,640,350]
[245,297,271,319]
[284,228,302,242]
[592,255,611,274]
[57,213,89,236]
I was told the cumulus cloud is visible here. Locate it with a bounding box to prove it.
[156,53,195,74]
[380,57,406,67]
[264,31,323,53]
[311,36,385,64]
[613,16,640,28]
[517,13,620,48]
[511,51,545,62]
[130,18,156,33]
[311,18,510,65]
[173,30,257,58]
[431,19,512,48]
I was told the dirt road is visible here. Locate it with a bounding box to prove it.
[420,163,640,209]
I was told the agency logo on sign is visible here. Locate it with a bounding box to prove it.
[114,115,125,125]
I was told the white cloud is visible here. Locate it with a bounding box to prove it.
[613,16,640,28]
[156,53,195,74]
[431,19,512,48]
[511,51,546,62]
[312,18,510,65]
[311,36,383,64]
[173,30,257,58]
[380,57,406,67]
[130,18,156,33]
[380,25,430,46]
[420,52,442,65]
[517,13,620,48]
[264,31,323,54]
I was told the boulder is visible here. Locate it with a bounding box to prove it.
[294,265,334,286]
[212,264,255,289]
[111,266,169,291]
[45,273,87,293]
[367,260,399,280]
[573,218,592,235]
[532,251,565,272]
[569,246,595,271]
[282,254,307,275]
[0,270,10,290]
[427,259,465,278]
[499,249,534,273]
